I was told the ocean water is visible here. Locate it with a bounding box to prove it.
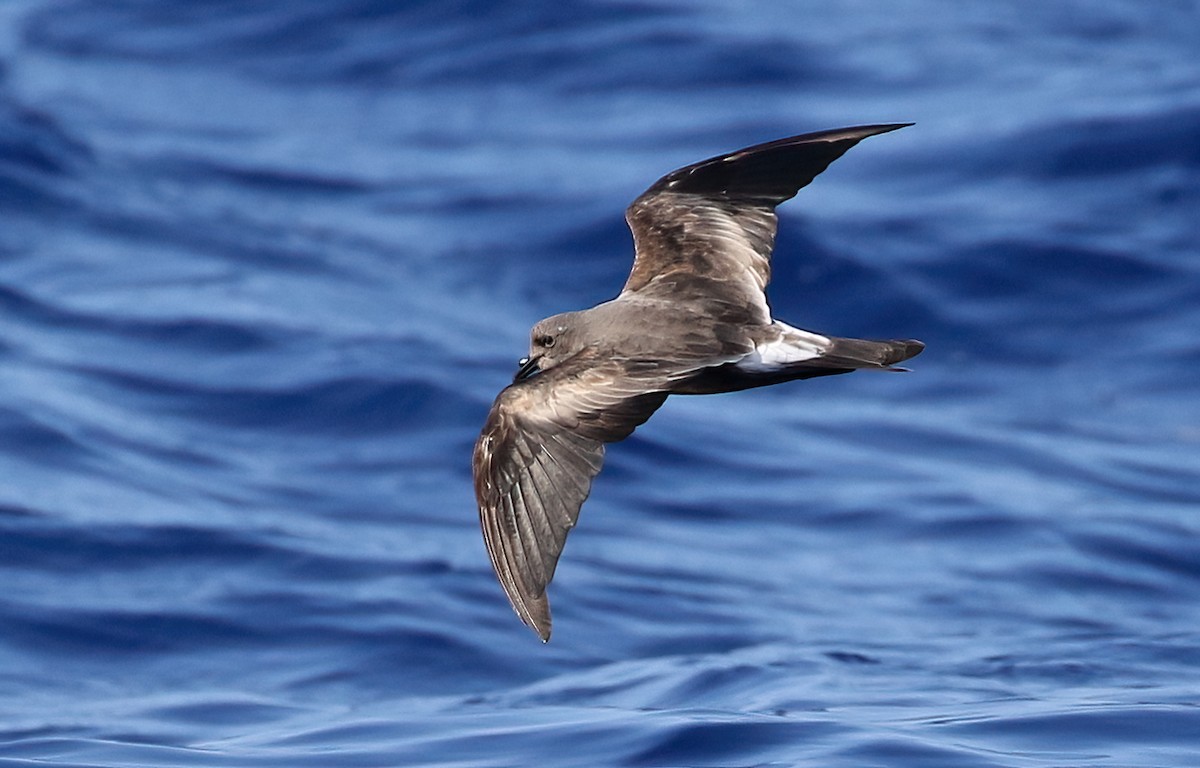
[1,1,1199,766]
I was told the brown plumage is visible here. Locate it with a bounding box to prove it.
[474,124,923,641]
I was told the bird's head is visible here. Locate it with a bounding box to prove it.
[514,312,582,382]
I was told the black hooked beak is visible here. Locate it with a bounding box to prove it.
[514,354,542,382]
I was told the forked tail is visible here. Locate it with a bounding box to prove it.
[674,333,925,394]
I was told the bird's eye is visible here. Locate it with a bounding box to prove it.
[536,334,555,348]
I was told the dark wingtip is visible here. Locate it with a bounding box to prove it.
[640,122,914,203]
[781,121,913,145]
[846,121,912,135]
[519,599,552,642]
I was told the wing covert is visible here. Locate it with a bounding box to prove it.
[622,124,910,302]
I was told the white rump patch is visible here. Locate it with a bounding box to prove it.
[736,325,830,372]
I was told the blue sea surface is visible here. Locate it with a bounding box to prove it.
[2,1,1199,766]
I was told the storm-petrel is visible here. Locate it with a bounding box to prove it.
[473,124,923,641]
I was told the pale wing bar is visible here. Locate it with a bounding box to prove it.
[622,124,911,298]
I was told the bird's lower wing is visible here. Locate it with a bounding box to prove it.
[473,353,669,640]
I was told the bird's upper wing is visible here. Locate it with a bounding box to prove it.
[621,124,910,317]
[473,350,669,641]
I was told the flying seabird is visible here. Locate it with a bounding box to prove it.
[473,124,923,641]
